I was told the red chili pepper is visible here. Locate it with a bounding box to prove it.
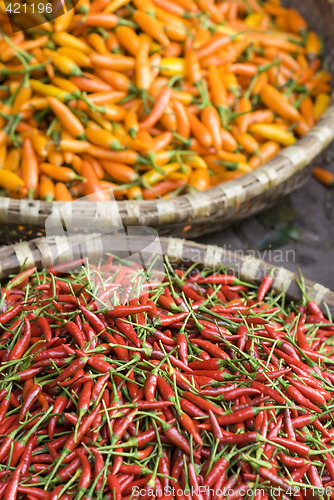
[107,474,121,500]
[19,435,38,475]
[77,450,91,492]
[203,457,229,487]
[178,411,203,446]
[270,437,310,457]
[19,384,42,420]
[163,422,200,458]
[111,409,138,445]
[188,463,205,500]
[290,462,311,482]
[307,300,324,317]
[77,381,92,421]
[258,467,290,492]
[80,305,107,334]
[190,338,229,359]
[254,368,291,382]
[3,463,23,499]
[9,317,31,361]
[219,432,258,445]
[92,448,105,491]
[195,274,236,285]
[49,356,88,387]
[0,304,22,325]
[115,317,141,348]
[37,316,52,342]
[286,376,326,406]
[49,258,85,275]
[91,373,109,402]
[279,452,306,468]
[65,321,86,348]
[286,385,322,413]
[250,381,286,405]
[183,391,224,416]
[257,274,274,302]
[108,304,151,317]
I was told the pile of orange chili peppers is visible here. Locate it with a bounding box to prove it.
[0,0,331,201]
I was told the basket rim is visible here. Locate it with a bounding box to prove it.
[1,101,334,228]
[0,234,333,312]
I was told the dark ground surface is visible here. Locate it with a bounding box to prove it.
[197,167,334,290]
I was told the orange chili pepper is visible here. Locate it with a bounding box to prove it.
[55,182,74,202]
[185,38,202,85]
[133,10,170,47]
[47,97,85,139]
[189,169,210,191]
[21,138,39,199]
[39,176,55,202]
[140,87,172,129]
[186,110,212,148]
[260,85,302,123]
[201,106,222,151]
[249,141,280,168]
[313,167,334,187]
[40,163,82,182]
[173,99,190,139]
[81,161,110,201]
[100,160,138,183]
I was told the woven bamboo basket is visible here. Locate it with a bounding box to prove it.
[1,0,334,241]
[1,235,333,314]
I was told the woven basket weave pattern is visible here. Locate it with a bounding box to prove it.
[0,235,333,313]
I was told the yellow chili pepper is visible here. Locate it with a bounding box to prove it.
[54,8,75,32]
[59,140,90,153]
[183,155,208,170]
[20,98,49,112]
[127,185,143,199]
[87,110,114,132]
[29,80,72,101]
[31,134,49,157]
[159,58,186,77]
[4,149,20,172]
[245,13,265,27]
[142,162,180,185]
[12,85,32,114]
[0,144,6,168]
[171,90,194,106]
[85,128,123,150]
[314,93,331,120]
[52,77,79,94]
[0,170,24,191]
[52,32,92,54]
[58,48,92,68]
[104,0,131,12]
[249,123,296,146]
[168,172,189,182]
[43,49,82,76]
[306,31,322,58]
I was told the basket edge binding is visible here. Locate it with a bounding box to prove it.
[0,235,333,314]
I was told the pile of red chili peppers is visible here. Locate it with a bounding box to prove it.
[1,258,334,500]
